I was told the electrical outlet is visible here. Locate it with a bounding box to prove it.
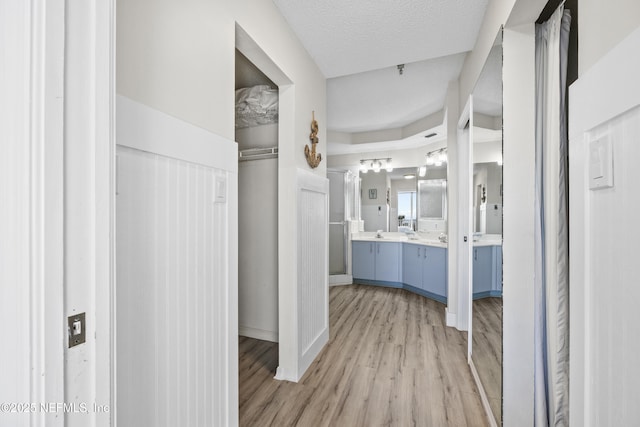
[68,312,86,348]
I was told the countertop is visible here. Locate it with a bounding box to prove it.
[351,232,502,248]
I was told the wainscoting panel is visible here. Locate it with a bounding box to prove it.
[296,170,330,378]
[116,95,238,427]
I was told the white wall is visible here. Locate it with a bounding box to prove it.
[569,26,640,427]
[502,23,537,426]
[117,0,326,174]
[1,2,65,425]
[579,0,640,74]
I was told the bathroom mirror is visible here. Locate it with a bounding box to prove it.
[417,179,447,233]
[418,179,447,219]
[359,165,448,233]
[470,29,503,424]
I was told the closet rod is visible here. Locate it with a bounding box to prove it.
[238,146,278,162]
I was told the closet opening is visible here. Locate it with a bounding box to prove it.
[236,49,280,379]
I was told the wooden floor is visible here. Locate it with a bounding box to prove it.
[471,297,503,421]
[239,285,488,427]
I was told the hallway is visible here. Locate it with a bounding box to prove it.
[239,285,488,426]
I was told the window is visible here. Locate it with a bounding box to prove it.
[397,191,417,231]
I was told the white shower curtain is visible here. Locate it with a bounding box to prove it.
[534,4,571,427]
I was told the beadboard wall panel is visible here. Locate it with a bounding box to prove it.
[116,95,238,426]
[296,170,330,378]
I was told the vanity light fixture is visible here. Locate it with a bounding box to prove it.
[360,158,393,174]
[425,148,448,167]
[360,160,368,173]
[397,64,405,75]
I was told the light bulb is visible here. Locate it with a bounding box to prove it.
[373,161,381,173]
[385,159,393,172]
[360,161,368,173]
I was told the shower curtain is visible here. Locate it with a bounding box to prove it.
[534,4,571,427]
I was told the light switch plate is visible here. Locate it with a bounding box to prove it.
[589,135,614,190]
[68,312,86,348]
[215,176,226,203]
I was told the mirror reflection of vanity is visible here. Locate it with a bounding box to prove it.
[417,179,447,232]
[470,29,503,425]
[359,165,447,234]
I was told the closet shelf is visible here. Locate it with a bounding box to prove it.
[238,146,278,162]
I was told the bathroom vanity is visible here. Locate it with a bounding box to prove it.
[351,233,502,303]
[351,234,448,303]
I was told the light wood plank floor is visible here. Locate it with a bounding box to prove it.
[239,285,488,427]
[471,297,502,421]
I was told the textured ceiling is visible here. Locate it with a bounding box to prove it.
[272,0,494,157]
[327,53,466,133]
[273,0,490,78]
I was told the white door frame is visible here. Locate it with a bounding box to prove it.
[456,96,474,341]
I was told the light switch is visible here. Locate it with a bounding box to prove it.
[68,312,86,348]
[589,135,614,190]
[73,320,82,335]
[215,176,226,203]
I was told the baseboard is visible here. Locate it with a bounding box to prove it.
[469,358,498,427]
[446,308,457,327]
[239,326,278,343]
[298,326,329,380]
[329,274,353,286]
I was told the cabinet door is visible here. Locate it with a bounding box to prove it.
[493,246,503,292]
[352,241,375,280]
[374,242,401,282]
[472,246,493,294]
[423,246,447,297]
[402,244,422,288]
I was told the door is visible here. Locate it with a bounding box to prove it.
[402,244,423,288]
[328,171,347,275]
[352,241,375,280]
[423,246,447,297]
[375,242,401,282]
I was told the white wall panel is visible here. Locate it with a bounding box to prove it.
[296,172,330,377]
[569,27,640,426]
[117,146,233,426]
[502,24,536,427]
[238,158,279,342]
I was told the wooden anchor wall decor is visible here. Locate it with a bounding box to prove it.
[304,111,322,169]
